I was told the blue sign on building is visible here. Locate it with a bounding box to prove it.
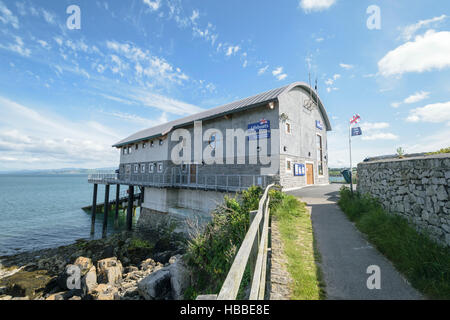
[248,119,271,140]
[294,163,306,176]
[351,127,362,136]
[316,120,323,130]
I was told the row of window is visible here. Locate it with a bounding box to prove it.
[122,139,165,155]
[124,162,164,174]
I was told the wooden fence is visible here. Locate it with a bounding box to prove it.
[197,183,276,300]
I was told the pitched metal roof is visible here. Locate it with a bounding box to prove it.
[113,82,331,147]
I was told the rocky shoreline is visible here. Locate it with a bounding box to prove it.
[0,231,191,300]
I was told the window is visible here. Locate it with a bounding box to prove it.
[122,148,126,155]
[125,165,131,174]
[141,164,146,173]
[143,142,146,149]
[316,134,324,176]
[181,164,187,173]
[286,159,292,172]
[159,139,164,146]
[134,164,139,174]
[157,162,163,173]
[149,163,155,173]
[150,141,154,148]
[135,144,138,150]
[285,121,292,134]
[128,146,131,154]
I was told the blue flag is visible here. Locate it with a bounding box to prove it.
[352,127,362,136]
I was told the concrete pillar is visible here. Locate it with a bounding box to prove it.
[102,184,110,238]
[126,185,134,231]
[90,184,98,235]
[114,184,120,229]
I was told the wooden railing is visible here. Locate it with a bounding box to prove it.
[197,184,276,300]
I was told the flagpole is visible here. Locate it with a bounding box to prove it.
[349,122,354,196]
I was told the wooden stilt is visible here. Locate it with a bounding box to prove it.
[114,184,120,229]
[90,184,98,235]
[126,185,134,231]
[102,184,110,238]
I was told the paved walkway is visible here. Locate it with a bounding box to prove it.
[287,184,423,300]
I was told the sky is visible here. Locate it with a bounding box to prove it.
[0,0,449,171]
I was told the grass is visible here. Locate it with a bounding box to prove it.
[426,147,450,155]
[271,194,326,300]
[338,186,450,299]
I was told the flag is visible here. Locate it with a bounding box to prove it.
[352,127,362,136]
[350,114,361,125]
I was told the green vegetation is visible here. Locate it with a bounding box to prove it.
[271,192,325,300]
[427,147,450,155]
[338,186,450,299]
[396,147,405,158]
[184,186,263,299]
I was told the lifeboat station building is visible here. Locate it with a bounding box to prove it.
[89,82,331,229]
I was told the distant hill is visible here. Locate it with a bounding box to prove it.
[0,167,117,175]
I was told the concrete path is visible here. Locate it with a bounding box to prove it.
[287,184,423,300]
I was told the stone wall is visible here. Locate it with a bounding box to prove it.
[357,154,450,247]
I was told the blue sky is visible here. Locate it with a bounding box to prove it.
[0,0,449,170]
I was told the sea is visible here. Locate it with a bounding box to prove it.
[0,174,137,257]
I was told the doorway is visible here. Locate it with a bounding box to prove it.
[306,163,314,185]
[189,164,197,184]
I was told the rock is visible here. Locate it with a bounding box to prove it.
[140,258,156,271]
[97,258,123,286]
[153,251,174,264]
[81,266,98,294]
[91,284,119,300]
[69,296,81,300]
[74,257,93,275]
[138,268,171,300]
[46,292,66,300]
[168,255,191,300]
[0,295,13,300]
[0,270,53,299]
[57,264,83,292]
[124,266,139,274]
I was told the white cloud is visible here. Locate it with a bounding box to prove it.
[143,0,161,11]
[41,9,56,25]
[300,0,336,12]
[315,37,324,42]
[333,74,341,80]
[340,63,354,70]
[399,15,447,41]
[0,96,121,170]
[37,40,50,49]
[226,45,240,56]
[406,101,450,124]
[379,30,450,76]
[272,67,287,80]
[272,67,283,76]
[0,0,19,28]
[391,91,430,108]
[362,133,399,141]
[258,65,269,75]
[361,122,390,131]
[0,36,31,57]
[404,91,430,104]
[190,9,199,23]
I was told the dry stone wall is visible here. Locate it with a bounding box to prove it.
[357,154,450,247]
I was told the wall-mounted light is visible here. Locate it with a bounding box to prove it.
[268,102,275,110]
[284,146,288,152]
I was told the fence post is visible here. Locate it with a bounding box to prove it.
[249,210,259,284]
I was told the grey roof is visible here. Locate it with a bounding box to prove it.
[113,81,331,147]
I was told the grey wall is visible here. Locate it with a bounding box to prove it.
[277,87,329,189]
[357,154,450,247]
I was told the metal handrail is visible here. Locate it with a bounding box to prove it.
[88,173,272,192]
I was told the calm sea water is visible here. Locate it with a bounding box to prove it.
[0,174,136,256]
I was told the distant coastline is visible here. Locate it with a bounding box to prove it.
[0,167,117,175]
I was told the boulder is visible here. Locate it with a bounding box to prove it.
[137,268,171,300]
[0,270,53,299]
[81,266,98,294]
[140,258,156,272]
[91,284,119,300]
[168,255,191,300]
[74,257,93,275]
[45,292,66,300]
[97,258,123,286]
